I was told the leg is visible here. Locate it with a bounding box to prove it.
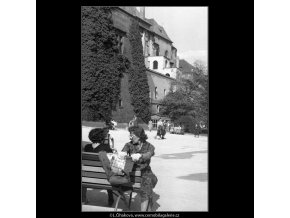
[141,199,149,211]
[107,190,114,206]
[119,191,129,209]
[147,197,153,211]
[82,186,87,203]
[98,151,114,179]
[129,191,133,209]
[114,194,121,211]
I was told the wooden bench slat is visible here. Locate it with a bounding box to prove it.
[82,177,141,189]
[82,152,100,161]
[82,171,142,183]
[82,182,141,192]
[82,182,113,190]
[82,160,103,167]
[82,172,108,179]
[82,165,141,177]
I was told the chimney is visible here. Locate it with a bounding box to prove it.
[176,56,180,68]
[140,7,145,19]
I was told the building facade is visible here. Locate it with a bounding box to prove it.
[110,7,181,125]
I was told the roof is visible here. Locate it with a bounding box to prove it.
[146,68,176,81]
[179,59,194,73]
[117,7,151,26]
[145,18,173,43]
[118,7,141,18]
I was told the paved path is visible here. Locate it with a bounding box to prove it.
[82,127,208,212]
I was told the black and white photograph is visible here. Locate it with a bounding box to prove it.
[81,6,208,212]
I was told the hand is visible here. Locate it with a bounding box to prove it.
[119,151,127,157]
[131,153,142,162]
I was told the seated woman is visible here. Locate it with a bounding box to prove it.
[121,125,158,211]
[82,127,115,206]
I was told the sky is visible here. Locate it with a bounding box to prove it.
[142,7,208,66]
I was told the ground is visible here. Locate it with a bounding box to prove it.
[82,126,208,212]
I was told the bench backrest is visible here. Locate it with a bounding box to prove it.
[82,152,141,191]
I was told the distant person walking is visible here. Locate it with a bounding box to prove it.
[194,123,201,137]
[148,120,153,132]
[156,119,166,139]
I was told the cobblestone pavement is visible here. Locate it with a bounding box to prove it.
[82,127,208,212]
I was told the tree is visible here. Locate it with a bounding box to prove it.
[81,6,129,123]
[127,20,151,123]
[160,60,208,130]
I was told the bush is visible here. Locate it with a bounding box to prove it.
[127,19,151,123]
[81,6,129,123]
[176,115,196,133]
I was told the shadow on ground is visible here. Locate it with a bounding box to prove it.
[177,173,208,182]
[129,191,160,212]
[85,189,160,212]
[156,150,207,159]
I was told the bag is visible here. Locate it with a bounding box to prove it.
[108,152,134,187]
[109,174,132,187]
[109,153,134,175]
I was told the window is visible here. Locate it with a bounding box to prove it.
[156,47,159,56]
[157,105,159,113]
[165,60,168,68]
[164,89,166,96]
[118,99,123,107]
[155,87,157,99]
[165,73,170,77]
[153,61,158,69]
[117,34,124,54]
[165,50,168,57]
[154,43,159,56]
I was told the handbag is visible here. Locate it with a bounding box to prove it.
[109,153,134,175]
[108,152,134,186]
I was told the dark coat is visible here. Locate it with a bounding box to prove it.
[121,141,158,201]
[84,143,113,153]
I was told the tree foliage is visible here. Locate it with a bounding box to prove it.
[127,20,151,123]
[81,6,129,122]
[160,60,208,129]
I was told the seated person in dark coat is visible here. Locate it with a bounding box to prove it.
[121,126,158,211]
[82,127,115,206]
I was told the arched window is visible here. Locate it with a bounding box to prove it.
[165,60,168,68]
[154,43,159,56]
[153,61,158,69]
[155,87,157,99]
[165,73,170,77]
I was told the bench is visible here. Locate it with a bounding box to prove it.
[82,152,143,211]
